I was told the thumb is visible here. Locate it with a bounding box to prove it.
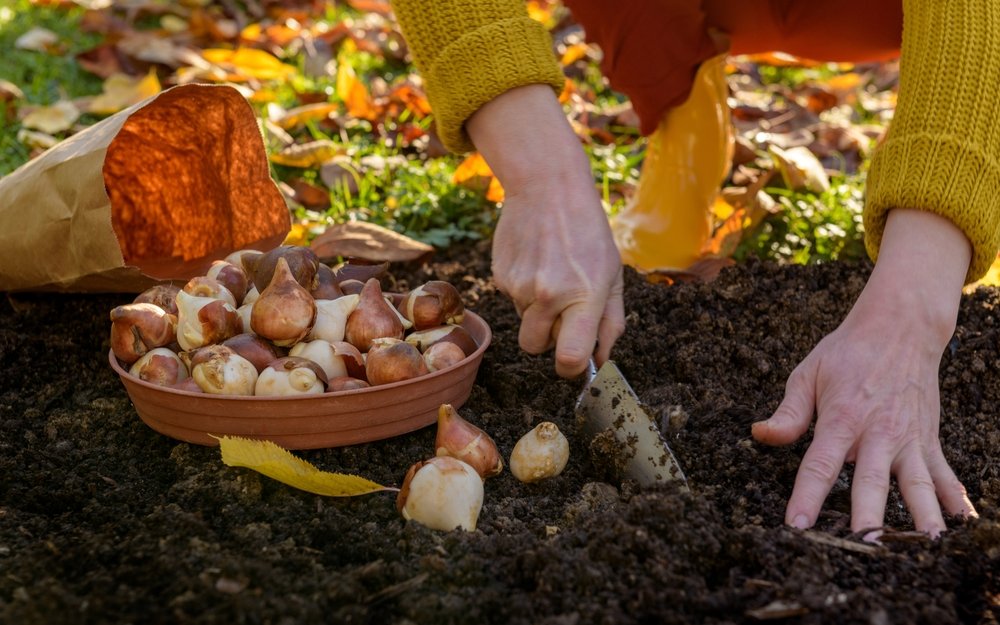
[753,361,817,446]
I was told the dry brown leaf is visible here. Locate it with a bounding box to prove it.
[310,221,434,263]
[21,100,81,134]
[289,178,330,210]
[345,0,393,15]
[769,145,830,193]
[270,140,342,168]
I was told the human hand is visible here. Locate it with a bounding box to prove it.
[467,85,625,378]
[752,209,978,537]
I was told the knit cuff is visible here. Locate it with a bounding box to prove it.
[864,133,1000,282]
[425,16,565,153]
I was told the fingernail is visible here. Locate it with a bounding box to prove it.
[862,529,883,543]
[790,514,809,529]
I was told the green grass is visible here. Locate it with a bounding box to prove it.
[0,0,103,175]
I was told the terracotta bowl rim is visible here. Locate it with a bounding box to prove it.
[109,311,492,401]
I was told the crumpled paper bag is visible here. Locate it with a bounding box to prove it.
[0,83,290,293]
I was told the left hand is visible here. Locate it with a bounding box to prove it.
[752,209,978,537]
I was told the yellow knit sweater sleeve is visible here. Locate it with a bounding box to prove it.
[865,0,1000,282]
[389,0,566,154]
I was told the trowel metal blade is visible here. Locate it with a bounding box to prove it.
[575,360,687,488]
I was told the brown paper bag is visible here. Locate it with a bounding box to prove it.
[0,83,290,293]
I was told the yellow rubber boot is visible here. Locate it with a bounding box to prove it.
[611,54,734,271]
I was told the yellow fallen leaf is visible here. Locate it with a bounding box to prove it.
[88,70,162,115]
[560,42,589,66]
[202,47,297,81]
[452,152,493,183]
[275,103,340,129]
[16,128,59,150]
[218,436,393,496]
[769,145,830,194]
[487,176,505,203]
[270,140,342,168]
[21,100,80,134]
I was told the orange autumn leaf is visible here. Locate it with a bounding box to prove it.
[452,152,494,183]
[390,84,432,118]
[486,176,505,203]
[702,204,747,258]
[336,60,377,120]
[560,42,590,66]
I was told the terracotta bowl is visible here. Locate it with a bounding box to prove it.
[109,312,492,449]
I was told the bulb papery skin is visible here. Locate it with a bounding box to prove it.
[133,284,180,315]
[250,257,317,347]
[309,295,359,343]
[242,286,260,306]
[255,357,327,396]
[222,333,283,373]
[344,279,404,352]
[207,260,249,304]
[365,339,428,385]
[236,303,254,334]
[509,422,570,483]
[175,290,240,351]
[435,404,503,478]
[110,303,178,364]
[182,276,238,308]
[423,341,466,372]
[396,456,484,532]
[190,345,259,396]
[405,325,478,356]
[224,248,262,269]
[327,377,370,392]
[289,339,365,381]
[397,281,465,330]
[129,347,188,387]
[311,263,344,300]
[384,295,413,330]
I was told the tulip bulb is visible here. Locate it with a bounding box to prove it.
[182,276,237,308]
[133,284,180,315]
[509,422,570,483]
[311,263,344,300]
[222,333,283,373]
[365,338,428,385]
[338,279,365,296]
[242,286,260,306]
[397,281,465,330]
[344,278,404,352]
[423,341,466,372]
[129,347,188,387]
[171,377,203,393]
[309,294,359,343]
[289,339,365,381]
[435,404,503,478]
[189,345,258,395]
[396,456,484,532]
[207,260,249,304]
[248,245,320,292]
[224,248,262,269]
[236,303,253,334]
[175,290,240,351]
[405,325,478,356]
[327,377,370,392]
[110,303,177,364]
[251,257,317,347]
[255,357,328,396]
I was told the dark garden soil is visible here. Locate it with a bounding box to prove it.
[2,242,999,625]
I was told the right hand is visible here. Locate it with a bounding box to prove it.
[467,85,625,378]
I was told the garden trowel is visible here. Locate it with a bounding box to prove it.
[575,359,688,489]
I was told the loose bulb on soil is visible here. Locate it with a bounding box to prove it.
[510,422,570,483]
[255,357,327,396]
[435,404,503,479]
[396,456,484,532]
[110,302,177,364]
